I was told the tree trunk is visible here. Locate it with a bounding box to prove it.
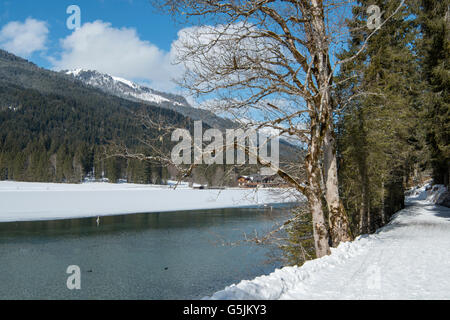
[359,196,366,234]
[305,115,331,258]
[381,177,386,225]
[354,108,370,234]
[305,154,331,258]
[309,0,351,247]
[323,127,352,246]
[306,187,331,258]
[358,183,370,234]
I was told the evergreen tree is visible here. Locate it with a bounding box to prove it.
[415,0,450,186]
[335,0,421,233]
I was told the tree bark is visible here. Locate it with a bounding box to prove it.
[305,114,331,258]
[305,152,331,258]
[306,185,331,258]
[323,128,352,246]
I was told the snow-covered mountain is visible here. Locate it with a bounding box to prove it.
[63,69,235,130]
[64,69,188,107]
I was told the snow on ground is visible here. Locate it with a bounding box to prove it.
[0,181,299,222]
[206,184,450,299]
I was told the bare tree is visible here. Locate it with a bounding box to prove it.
[148,0,352,257]
[142,0,407,257]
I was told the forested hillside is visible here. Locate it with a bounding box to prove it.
[0,49,301,185]
[0,49,191,183]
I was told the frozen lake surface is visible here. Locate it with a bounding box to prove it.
[0,181,299,222]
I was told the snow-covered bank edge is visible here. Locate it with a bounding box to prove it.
[205,235,375,300]
[205,183,446,300]
[206,224,383,300]
[0,181,301,223]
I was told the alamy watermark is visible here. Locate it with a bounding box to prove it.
[66,5,81,30]
[171,121,279,175]
[66,265,81,290]
[367,5,382,30]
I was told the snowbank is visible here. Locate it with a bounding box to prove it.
[206,239,372,300]
[426,184,450,207]
[206,184,450,299]
[0,181,300,222]
[406,183,450,207]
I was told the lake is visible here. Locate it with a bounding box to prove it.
[0,204,295,299]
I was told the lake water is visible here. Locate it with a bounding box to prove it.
[0,205,295,299]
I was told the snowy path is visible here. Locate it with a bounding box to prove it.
[208,188,450,299]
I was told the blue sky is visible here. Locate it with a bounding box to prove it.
[0,0,359,102]
[0,0,185,91]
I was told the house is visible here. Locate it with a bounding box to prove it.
[237,176,251,187]
[237,175,261,188]
[237,174,283,188]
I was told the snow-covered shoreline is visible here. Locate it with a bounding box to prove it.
[0,181,300,222]
[206,184,450,300]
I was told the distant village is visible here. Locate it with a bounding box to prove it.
[237,174,289,188]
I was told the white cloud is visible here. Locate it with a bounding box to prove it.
[0,18,49,57]
[50,20,183,92]
[50,21,274,94]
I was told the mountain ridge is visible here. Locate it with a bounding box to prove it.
[62,68,236,130]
